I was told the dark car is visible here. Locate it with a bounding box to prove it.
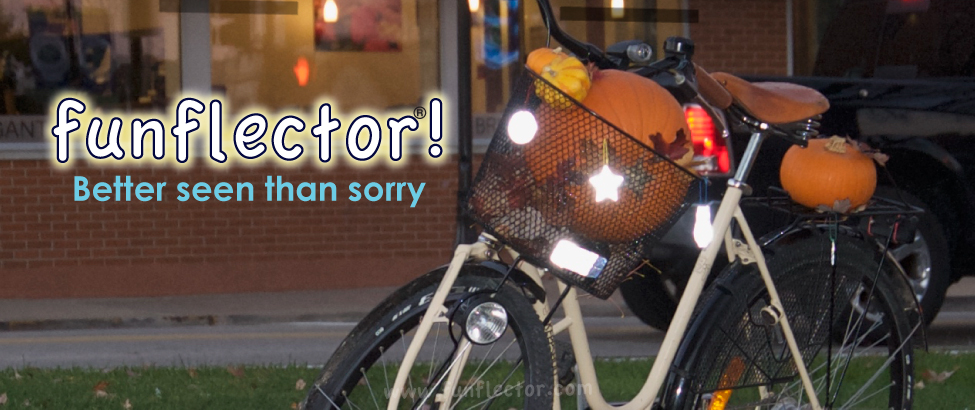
[621,0,975,330]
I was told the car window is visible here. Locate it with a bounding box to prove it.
[813,0,975,79]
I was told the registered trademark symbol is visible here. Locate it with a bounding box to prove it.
[414,107,427,119]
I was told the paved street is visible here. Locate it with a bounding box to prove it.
[0,316,665,368]
[2,292,974,369]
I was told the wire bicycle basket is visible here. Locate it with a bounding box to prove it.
[465,67,701,299]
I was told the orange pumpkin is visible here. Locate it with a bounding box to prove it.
[527,47,591,109]
[581,69,694,168]
[780,136,877,212]
[521,69,696,242]
[526,69,694,182]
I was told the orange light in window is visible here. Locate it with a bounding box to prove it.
[611,0,625,18]
[469,0,479,12]
[323,0,338,23]
[294,57,310,87]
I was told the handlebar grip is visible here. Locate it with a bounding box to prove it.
[694,64,733,109]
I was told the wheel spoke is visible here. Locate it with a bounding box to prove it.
[316,385,343,409]
[360,368,382,409]
[342,391,362,410]
[303,274,553,410]
[451,338,518,409]
[429,322,442,386]
[416,342,472,409]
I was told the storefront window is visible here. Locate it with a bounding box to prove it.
[469,0,686,142]
[0,0,179,144]
[209,0,440,113]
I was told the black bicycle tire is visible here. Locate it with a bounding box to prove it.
[301,264,555,410]
[664,232,914,409]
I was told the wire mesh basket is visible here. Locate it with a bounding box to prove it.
[465,67,701,299]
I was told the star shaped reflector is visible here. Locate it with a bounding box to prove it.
[588,165,624,202]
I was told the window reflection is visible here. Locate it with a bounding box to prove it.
[211,0,439,113]
[469,0,683,142]
[0,0,179,120]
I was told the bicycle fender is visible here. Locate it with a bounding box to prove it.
[761,227,926,349]
[427,261,547,304]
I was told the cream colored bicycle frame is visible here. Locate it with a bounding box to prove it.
[386,134,824,410]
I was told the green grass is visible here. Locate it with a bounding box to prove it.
[0,365,320,410]
[0,351,971,409]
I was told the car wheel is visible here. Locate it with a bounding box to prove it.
[874,186,952,326]
[619,249,725,331]
[619,265,678,330]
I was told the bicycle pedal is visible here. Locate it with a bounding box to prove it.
[555,340,576,387]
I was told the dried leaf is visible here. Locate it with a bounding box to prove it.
[295,379,306,390]
[226,365,245,378]
[187,368,198,378]
[122,399,132,410]
[832,198,853,214]
[93,381,110,395]
[921,366,959,383]
[915,380,926,390]
[0,393,7,405]
[290,403,299,410]
[13,369,21,380]
[871,152,889,166]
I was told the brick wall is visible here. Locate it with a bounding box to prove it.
[0,2,792,298]
[690,0,789,76]
[0,160,458,298]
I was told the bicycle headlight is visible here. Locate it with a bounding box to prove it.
[462,301,508,345]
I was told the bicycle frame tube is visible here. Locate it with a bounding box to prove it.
[386,132,824,409]
[548,130,822,409]
[552,184,743,410]
[552,185,821,410]
[386,243,485,409]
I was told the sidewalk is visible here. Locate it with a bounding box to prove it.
[0,277,634,331]
[5,275,973,333]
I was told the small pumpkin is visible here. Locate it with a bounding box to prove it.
[522,69,696,242]
[527,47,591,109]
[780,136,877,212]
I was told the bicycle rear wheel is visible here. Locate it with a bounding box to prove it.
[301,264,555,410]
[665,231,916,410]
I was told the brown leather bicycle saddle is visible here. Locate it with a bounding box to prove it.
[710,72,829,125]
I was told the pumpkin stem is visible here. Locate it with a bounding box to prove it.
[824,136,848,154]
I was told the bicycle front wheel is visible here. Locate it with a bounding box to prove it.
[666,231,916,410]
[301,264,555,410]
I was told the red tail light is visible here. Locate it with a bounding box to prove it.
[684,104,730,175]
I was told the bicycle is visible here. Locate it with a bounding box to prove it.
[301,1,922,408]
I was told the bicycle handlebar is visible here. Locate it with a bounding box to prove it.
[534,0,619,69]
[531,0,811,149]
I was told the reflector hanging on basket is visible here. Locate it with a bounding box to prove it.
[589,140,624,202]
